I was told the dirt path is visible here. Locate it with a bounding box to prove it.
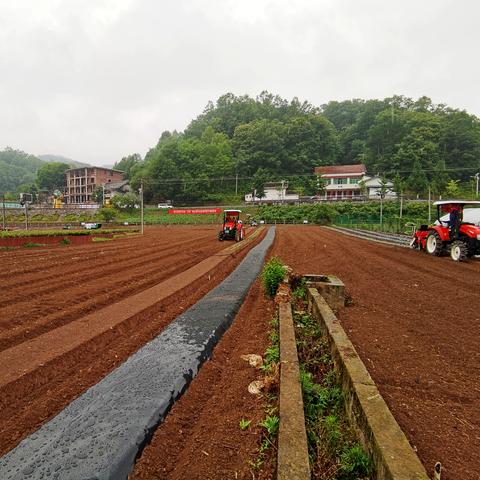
[271,226,480,480]
[0,226,263,456]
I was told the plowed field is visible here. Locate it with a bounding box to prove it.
[132,225,479,480]
[0,226,261,456]
[2,225,479,480]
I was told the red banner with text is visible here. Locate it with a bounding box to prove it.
[168,208,222,215]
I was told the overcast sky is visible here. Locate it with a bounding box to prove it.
[1,0,479,166]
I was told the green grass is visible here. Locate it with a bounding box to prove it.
[294,308,372,479]
[23,242,46,248]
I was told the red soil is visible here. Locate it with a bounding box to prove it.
[0,226,264,456]
[270,226,480,480]
[3,225,479,480]
[132,225,479,480]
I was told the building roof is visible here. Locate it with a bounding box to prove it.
[433,200,480,206]
[65,167,125,174]
[105,180,130,190]
[314,164,366,175]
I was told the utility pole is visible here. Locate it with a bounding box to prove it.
[1,194,6,231]
[235,172,238,196]
[473,172,480,197]
[399,193,403,220]
[102,184,105,206]
[428,186,431,223]
[140,180,144,235]
[25,201,29,231]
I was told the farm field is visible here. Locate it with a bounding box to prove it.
[0,225,264,457]
[1,225,479,479]
[132,226,479,480]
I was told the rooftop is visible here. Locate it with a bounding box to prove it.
[314,164,366,175]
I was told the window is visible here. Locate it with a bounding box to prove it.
[333,178,347,185]
[349,177,359,184]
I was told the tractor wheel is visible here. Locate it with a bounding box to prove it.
[235,230,240,242]
[425,231,443,256]
[450,240,468,262]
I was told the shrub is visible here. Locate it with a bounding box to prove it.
[261,257,286,297]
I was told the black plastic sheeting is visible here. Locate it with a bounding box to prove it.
[0,227,275,480]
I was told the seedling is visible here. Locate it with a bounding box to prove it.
[239,419,251,430]
[259,415,279,437]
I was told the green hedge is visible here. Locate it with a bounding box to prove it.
[256,202,430,225]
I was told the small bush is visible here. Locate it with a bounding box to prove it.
[261,257,286,297]
[59,237,71,245]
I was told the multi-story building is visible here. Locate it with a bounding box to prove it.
[64,167,124,205]
[314,164,367,200]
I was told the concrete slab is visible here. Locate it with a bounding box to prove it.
[304,274,345,310]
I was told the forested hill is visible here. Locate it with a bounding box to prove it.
[0,148,86,193]
[131,92,480,203]
[0,148,45,193]
[37,154,89,169]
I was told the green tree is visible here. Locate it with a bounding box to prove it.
[36,162,70,191]
[251,168,271,201]
[114,153,142,180]
[445,179,460,198]
[111,192,140,211]
[406,161,428,196]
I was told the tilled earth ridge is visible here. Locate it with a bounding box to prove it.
[0,226,265,456]
[131,279,276,480]
[130,225,478,480]
[271,225,480,480]
[0,227,275,479]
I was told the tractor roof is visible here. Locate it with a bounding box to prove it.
[434,200,480,206]
[224,209,242,213]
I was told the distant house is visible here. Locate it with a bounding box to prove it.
[64,167,124,204]
[362,176,396,199]
[104,180,132,202]
[314,164,367,200]
[245,181,299,204]
[314,164,396,200]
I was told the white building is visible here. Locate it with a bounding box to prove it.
[314,164,397,200]
[314,164,367,200]
[363,176,396,199]
[245,181,299,204]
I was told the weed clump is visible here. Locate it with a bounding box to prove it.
[262,257,286,297]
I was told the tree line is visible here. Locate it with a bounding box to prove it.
[3,92,480,203]
[125,92,480,203]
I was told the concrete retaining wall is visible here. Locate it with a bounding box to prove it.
[307,287,430,480]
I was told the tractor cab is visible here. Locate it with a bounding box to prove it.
[411,200,480,261]
[218,209,245,242]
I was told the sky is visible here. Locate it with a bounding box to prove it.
[0,0,479,166]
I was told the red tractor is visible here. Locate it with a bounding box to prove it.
[411,200,480,261]
[218,209,245,242]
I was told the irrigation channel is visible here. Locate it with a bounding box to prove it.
[0,228,276,480]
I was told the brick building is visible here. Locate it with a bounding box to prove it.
[64,167,124,204]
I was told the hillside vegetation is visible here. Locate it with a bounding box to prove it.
[0,148,86,196]
[127,92,480,203]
